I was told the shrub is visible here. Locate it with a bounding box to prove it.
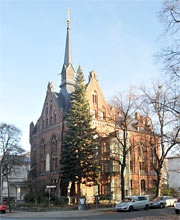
[24,192,68,206]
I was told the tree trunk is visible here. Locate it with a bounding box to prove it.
[155,171,162,197]
[121,166,125,201]
[7,176,11,213]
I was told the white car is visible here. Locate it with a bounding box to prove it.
[175,198,180,214]
[162,196,177,207]
[116,196,150,212]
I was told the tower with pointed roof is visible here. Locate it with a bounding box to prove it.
[60,10,75,109]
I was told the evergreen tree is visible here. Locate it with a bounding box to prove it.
[60,66,99,196]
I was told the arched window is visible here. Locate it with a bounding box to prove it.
[50,116,53,125]
[93,110,98,119]
[40,139,45,155]
[51,135,57,153]
[100,106,106,120]
[92,91,98,104]
[50,104,53,113]
[54,111,57,123]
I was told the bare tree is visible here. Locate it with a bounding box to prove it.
[141,82,180,197]
[109,88,141,200]
[0,123,25,212]
[157,0,180,79]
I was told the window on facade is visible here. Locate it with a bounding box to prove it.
[103,142,107,153]
[93,110,98,119]
[46,118,48,127]
[130,160,133,172]
[50,104,53,113]
[54,111,57,123]
[100,111,106,120]
[55,158,57,169]
[100,106,106,120]
[92,91,98,104]
[40,139,45,155]
[141,179,146,192]
[51,135,57,153]
[112,161,119,172]
[131,179,133,190]
[50,116,53,125]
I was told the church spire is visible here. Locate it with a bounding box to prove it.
[64,8,72,67]
[60,9,75,96]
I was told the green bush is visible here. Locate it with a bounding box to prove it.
[24,192,68,206]
[24,192,37,203]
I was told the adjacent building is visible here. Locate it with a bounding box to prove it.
[168,156,180,191]
[1,153,30,201]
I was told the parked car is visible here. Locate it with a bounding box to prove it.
[115,196,150,212]
[175,198,180,214]
[162,196,177,207]
[150,197,166,209]
[0,201,6,214]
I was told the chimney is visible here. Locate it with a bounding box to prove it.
[140,115,145,124]
[135,112,139,120]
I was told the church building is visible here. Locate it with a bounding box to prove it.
[29,16,158,200]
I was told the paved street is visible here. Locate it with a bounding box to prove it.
[0,207,179,220]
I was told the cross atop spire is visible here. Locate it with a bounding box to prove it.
[67,8,70,24]
[64,8,72,67]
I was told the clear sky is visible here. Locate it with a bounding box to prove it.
[0,0,164,151]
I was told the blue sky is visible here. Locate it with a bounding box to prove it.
[0,0,164,151]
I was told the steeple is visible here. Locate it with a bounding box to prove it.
[64,9,72,67]
[60,9,75,94]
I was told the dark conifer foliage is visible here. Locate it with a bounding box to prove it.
[60,66,99,195]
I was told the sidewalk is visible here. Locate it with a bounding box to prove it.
[0,207,114,219]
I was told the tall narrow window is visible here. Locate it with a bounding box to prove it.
[93,110,98,119]
[54,111,57,123]
[40,139,45,155]
[92,91,98,104]
[51,135,57,153]
[100,106,106,120]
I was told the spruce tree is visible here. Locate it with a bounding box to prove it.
[60,66,99,196]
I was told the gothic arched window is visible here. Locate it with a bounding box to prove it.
[40,139,45,155]
[93,110,98,119]
[92,91,98,104]
[100,106,106,120]
[51,135,57,153]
